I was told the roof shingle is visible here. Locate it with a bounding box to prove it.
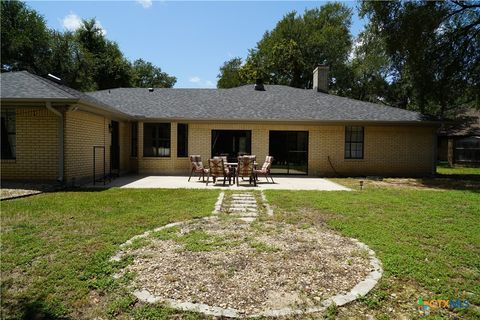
[1,71,433,123]
[87,85,431,122]
[0,71,129,116]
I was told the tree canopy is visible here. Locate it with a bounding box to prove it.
[359,0,480,117]
[131,59,177,88]
[218,3,353,93]
[216,57,244,89]
[1,0,51,74]
[0,0,176,91]
[217,1,479,118]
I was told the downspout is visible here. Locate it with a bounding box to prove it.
[46,102,64,182]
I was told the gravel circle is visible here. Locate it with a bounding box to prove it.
[120,217,372,316]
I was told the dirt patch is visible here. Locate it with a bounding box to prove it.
[369,179,443,190]
[1,188,43,200]
[118,218,372,316]
[1,182,61,200]
[362,177,480,191]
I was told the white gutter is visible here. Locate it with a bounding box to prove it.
[46,102,64,182]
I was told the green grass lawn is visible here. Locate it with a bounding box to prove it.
[1,188,219,319]
[1,167,479,319]
[437,162,480,176]
[266,177,480,318]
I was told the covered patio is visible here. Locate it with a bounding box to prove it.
[92,175,350,191]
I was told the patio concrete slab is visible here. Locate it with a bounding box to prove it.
[91,175,350,191]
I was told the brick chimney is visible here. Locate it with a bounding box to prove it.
[313,65,329,93]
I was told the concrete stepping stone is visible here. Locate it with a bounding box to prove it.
[230,203,257,208]
[229,208,258,213]
[232,200,257,204]
[221,192,265,222]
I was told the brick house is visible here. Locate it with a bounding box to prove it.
[1,68,439,184]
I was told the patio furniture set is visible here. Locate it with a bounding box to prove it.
[188,155,274,186]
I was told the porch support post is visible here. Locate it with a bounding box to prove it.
[46,102,65,182]
[447,138,454,167]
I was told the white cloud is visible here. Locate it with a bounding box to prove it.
[349,36,363,61]
[62,13,82,31]
[189,76,201,83]
[189,76,215,88]
[136,0,153,8]
[61,12,107,36]
[94,20,107,36]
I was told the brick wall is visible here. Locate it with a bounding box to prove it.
[64,110,131,184]
[137,121,190,174]
[1,106,59,181]
[1,112,435,181]
[136,122,436,177]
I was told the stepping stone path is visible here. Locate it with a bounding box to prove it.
[225,193,259,223]
[112,190,382,318]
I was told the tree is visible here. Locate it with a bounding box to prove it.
[74,19,133,90]
[132,59,176,88]
[347,24,392,104]
[1,2,177,91]
[218,3,354,93]
[216,57,245,88]
[48,31,96,91]
[0,0,51,74]
[360,0,480,117]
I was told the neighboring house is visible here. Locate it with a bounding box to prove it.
[437,109,480,165]
[1,67,439,184]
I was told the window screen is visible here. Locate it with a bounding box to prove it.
[1,109,16,159]
[177,123,188,157]
[143,123,171,157]
[345,126,364,159]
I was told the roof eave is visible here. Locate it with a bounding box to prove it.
[1,97,79,104]
[1,97,134,120]
[134,116,441,126]
[77,98,133,120]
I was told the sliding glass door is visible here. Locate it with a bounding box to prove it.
[211,130,251,162]
[269,131,308,175]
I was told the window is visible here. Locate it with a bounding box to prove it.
[1,108,16,159]
[177,123,188,157]
[345,126,364,159]
[454,136,480,163]
[211,130,251,162]
[143,123,171,157]
[131,122,138,157]
[269,131,308,175]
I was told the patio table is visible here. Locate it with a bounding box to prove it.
[225,162,238,183]
[226,162,258,184]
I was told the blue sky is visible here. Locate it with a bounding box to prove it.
[26,1,366,88]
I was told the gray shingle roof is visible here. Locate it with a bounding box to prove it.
[0,71,127,116]
[1,71,77,100]
[87,85,431,123]
[1,71,432,123]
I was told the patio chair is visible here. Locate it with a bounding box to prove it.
[188,155,209,182]
[206,158,232,186]
[214,155,228,166]
[236,155,256,186]
[237,155,256,181]
[254,156,274,183]
[214,155,234,172]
